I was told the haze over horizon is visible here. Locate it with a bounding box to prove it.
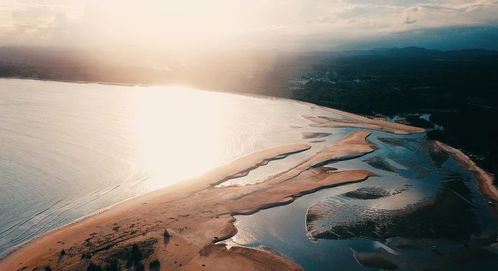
[2,1,498,271]
[1,0,498,52]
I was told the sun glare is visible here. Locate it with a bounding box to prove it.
[73,0,263,49]
[131,86,232,189]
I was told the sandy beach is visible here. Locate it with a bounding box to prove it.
[0,130,377,271]
[299,101,426,135]
[1,105,494,271]
[433,141,497,202]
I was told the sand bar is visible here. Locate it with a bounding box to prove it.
[299,102,425,134]
[0,132,377,271]
[433,141,497,202]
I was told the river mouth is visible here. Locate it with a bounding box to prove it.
[1,79,496,270]
[224,132,498,270]
[0,79,385,257]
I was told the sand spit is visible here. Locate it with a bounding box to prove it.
[299,101,425,134]
[303,114,424,135]
[301,132,331,139]
[0,132,377,271]
[210,143,311,186]
[433,141,497,202]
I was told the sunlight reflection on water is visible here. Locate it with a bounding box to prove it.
[131,86,232,189]
[0,79,344,255]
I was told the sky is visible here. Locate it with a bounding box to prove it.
[1,0,498,51]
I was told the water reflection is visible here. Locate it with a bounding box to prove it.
[224,124,498,271]
[131,86,232,189]
[0,79,344,256]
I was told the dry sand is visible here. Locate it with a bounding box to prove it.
[0,132,377,271]
[299,102,425,135]
[0,106,463,271]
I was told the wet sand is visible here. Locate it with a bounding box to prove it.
[0,132,377,271]
[299,102,425,135]
[433,141,497,202]
[301,132,331,139]
[3,104,491,271]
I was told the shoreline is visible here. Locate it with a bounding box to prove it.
[433,141,497,202]
[2,95,493,270]
[0,144,308,260]
[296,101,426,135]
[0,131,377,271]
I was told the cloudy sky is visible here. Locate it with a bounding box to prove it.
[1,0,498,50]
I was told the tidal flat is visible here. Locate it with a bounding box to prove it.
[0,79,496,271]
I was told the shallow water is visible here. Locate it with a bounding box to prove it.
[0,79,348,256]
[1,79,496,270]
[225,129,498,270]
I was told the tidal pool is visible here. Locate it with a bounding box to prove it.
[224,130,498,270]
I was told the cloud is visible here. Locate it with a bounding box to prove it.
[405,16,417,25]
[401,0,498,28]
[0,0,497,50]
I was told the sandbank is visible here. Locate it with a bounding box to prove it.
[0,132,376,271]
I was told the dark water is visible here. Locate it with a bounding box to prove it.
[225,130,498,270]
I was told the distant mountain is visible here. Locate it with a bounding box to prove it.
[337,47,440,57]
[336,47,498,60]
[342,26,498,52]
[366,47,442,57]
